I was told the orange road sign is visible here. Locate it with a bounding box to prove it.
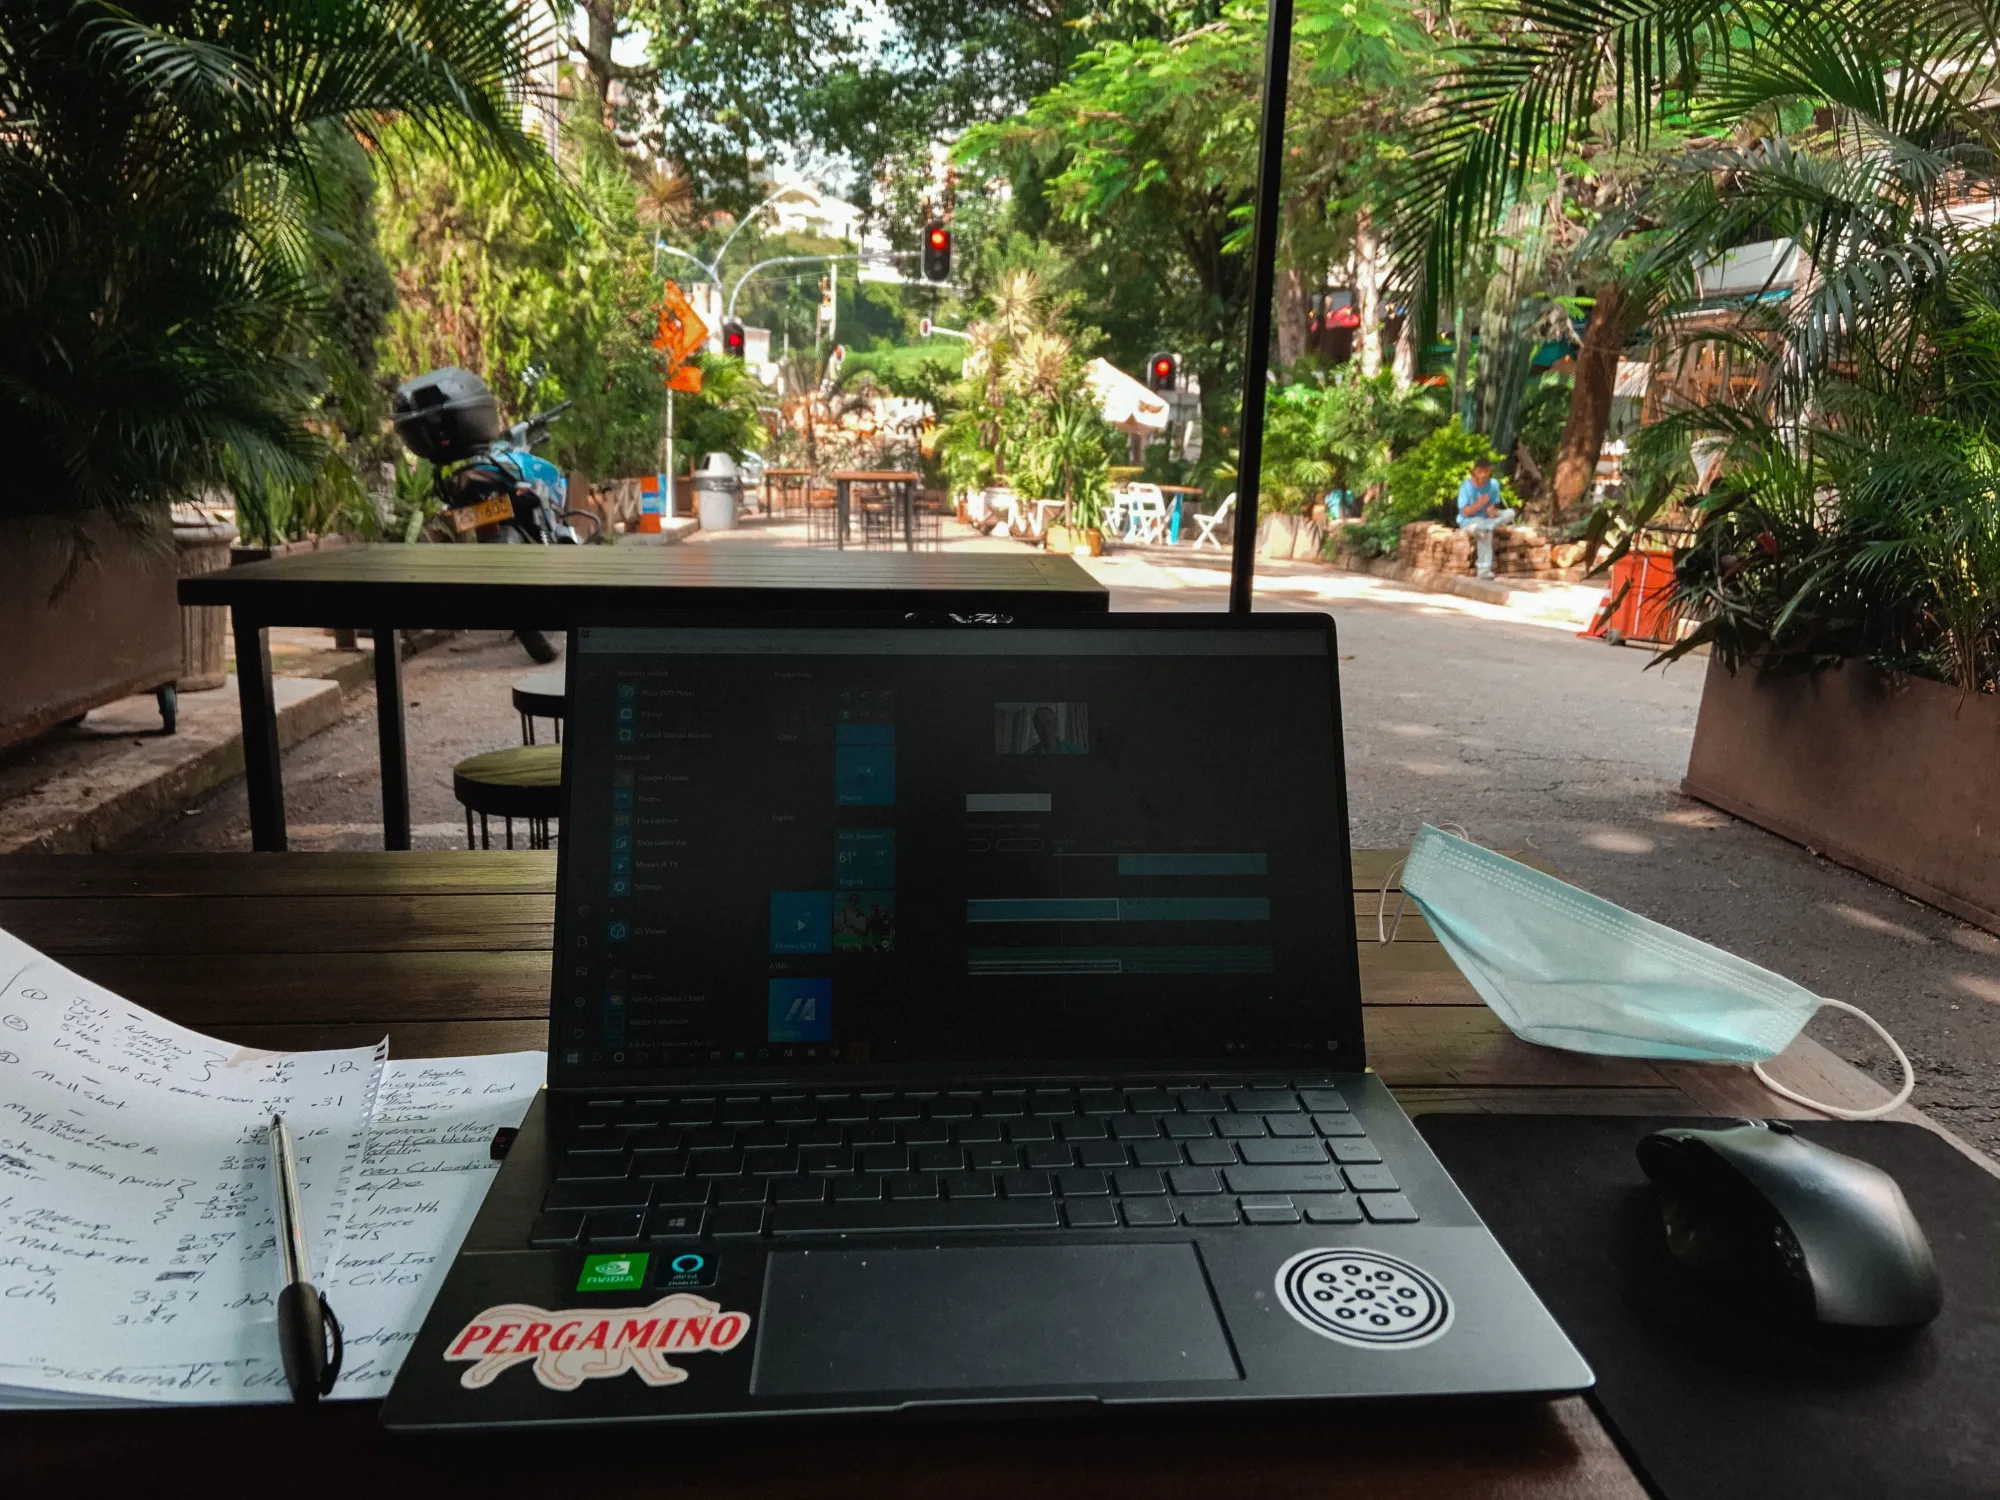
[667,364,704,395]
[653,279,709,370]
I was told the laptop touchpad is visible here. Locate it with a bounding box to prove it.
[751,1243,1239,1396]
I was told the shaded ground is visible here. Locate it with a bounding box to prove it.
[127,517,2000,1153]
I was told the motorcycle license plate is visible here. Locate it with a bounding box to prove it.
[452,496,516,532]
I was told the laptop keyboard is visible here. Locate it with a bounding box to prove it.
[528,1081,1419,1248]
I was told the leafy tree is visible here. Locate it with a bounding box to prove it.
[634,0,1219,209]
[958,0,1427,435]
[0,0,552,531]
[375,110,664,477]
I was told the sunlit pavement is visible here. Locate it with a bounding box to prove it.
[687,507,1599,626]
[129,512,2000,1152]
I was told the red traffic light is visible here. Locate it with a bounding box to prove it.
[922,221,951,282]
[722,320,746,357]
[1147,352,1179,392]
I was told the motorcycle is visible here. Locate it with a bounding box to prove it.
[391,366,602,663]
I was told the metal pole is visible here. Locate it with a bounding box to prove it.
[1228,0,1295,615]
[665,385,676,516]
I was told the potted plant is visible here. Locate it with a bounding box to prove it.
[1022,397,1114,557]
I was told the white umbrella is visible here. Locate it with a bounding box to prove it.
[1084,358,1171,435]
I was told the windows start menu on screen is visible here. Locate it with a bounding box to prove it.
[556,628,1357,1075]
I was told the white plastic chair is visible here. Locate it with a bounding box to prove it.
[1193,493,1235,549]
[1123,484,1168,544]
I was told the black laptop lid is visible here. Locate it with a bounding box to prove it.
[547,613,1363,1089]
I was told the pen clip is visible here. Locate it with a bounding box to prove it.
[317,1295,345,1397]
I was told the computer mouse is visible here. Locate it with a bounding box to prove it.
[1636,1120,1942,1328]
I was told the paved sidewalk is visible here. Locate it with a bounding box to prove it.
[0,628,448,854]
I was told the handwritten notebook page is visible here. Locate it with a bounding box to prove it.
[327,1053,545,1397]
[0,930,386,1402]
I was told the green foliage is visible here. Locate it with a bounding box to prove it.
[1513,372,1574,483]
[1356,423,1512,555]
[1259,367,1445,514]
[376,109,663,479]
[635,0,1211,209]
[0,0,553,529]
[671,354,767,469]
[1015,398,1116,528]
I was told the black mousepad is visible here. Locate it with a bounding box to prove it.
[1416,1115,2000,1500]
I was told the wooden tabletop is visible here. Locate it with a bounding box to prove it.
[0,850,1924,1495]
[177,545,1105,626]
[828,470,921,482]
[762,468,814,477]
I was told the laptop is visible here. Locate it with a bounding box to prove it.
[382,611,1590,1430]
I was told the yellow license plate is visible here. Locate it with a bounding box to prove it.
[452,495,516,531]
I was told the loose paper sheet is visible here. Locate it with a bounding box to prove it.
[0,927,541,1406]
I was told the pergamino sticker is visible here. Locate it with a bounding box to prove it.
[445,1293,751,1390]
[1275,1248,1453,1349]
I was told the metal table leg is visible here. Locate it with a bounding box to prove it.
[836,480,850,549]
[233,612,287,851]
[902,481,914,551]
[374,626,411,851]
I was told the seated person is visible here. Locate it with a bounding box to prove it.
[1456,458,1518,579]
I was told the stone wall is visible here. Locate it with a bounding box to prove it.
[1397,521,1556,576]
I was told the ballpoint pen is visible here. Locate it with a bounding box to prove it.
[269,1113,344,1404]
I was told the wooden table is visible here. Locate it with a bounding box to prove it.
[828,469,921,549]
[0,847,1940,1499]
[178,546,1105,853]
[762,467,813,514]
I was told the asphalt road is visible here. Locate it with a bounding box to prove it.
[132,567,2000,1154]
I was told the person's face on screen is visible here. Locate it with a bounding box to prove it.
[1033,706,1059,749]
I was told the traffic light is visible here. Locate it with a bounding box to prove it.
[1147,352,1179,392]
[722,320,746,358]
[922,221,951,283]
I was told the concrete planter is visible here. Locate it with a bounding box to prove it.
[173,517,238,691]
[0,514,181,749]
[1257,512,1326,561]
[1683,654,2000,934]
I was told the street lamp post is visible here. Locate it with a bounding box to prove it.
[649,185,818,512]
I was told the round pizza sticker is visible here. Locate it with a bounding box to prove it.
[1275,1247,1453,1350]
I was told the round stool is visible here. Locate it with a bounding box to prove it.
[512,667,567,745]
[453,745,562,849]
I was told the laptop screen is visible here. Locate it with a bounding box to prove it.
[550,616,1363,1084]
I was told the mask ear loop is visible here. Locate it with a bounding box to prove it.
[1376,825,1474,946]
[1376,859,1408,945]
[1751,998,1917,1121]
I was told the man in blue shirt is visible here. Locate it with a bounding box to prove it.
[1456,457,1517,578]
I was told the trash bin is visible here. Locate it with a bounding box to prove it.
[693,452,741,533]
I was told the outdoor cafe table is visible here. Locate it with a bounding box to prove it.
[829,469,922,549]
[762,466,813,514]
[1157,484,1205,544]
[0,845,1951,1500]
[179,545,1105,853]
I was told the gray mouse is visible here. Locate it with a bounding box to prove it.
[1637,1119,1942,1328]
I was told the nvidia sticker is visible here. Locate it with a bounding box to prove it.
[577,1253,650,1293]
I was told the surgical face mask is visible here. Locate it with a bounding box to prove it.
[1382,825,1914,1121]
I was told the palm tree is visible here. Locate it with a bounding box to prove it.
[1384,0,2000,688]
[1,0,555,530]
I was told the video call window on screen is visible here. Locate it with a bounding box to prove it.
[995,701,1089,756]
